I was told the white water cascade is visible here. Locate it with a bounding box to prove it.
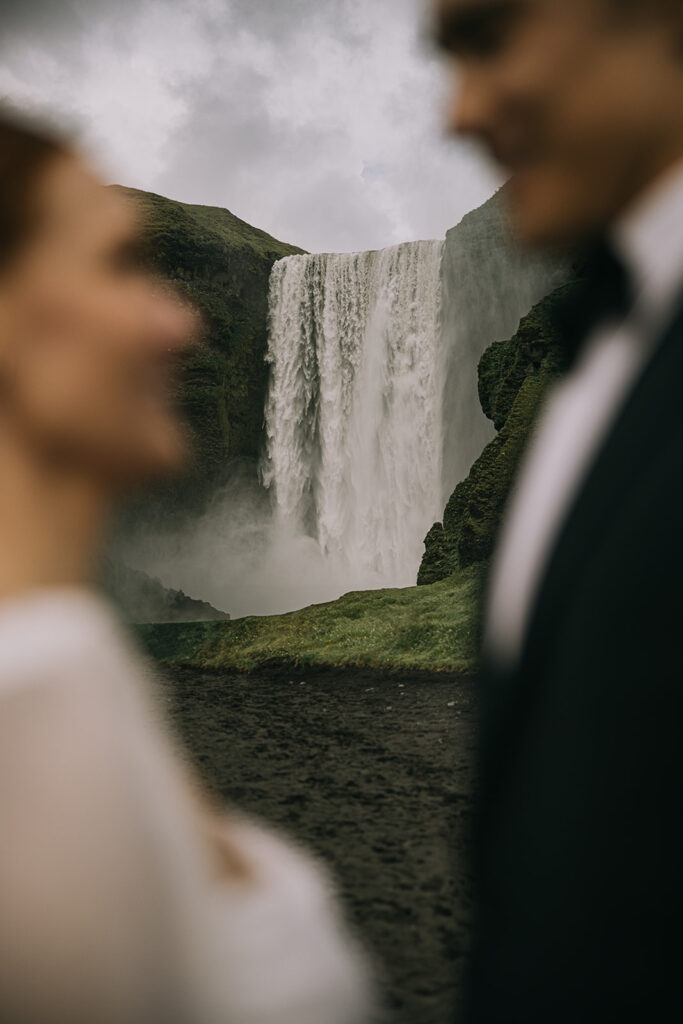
[261,241,445,593]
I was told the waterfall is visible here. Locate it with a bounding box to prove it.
[261,241,445,591]
[122,194,567,619]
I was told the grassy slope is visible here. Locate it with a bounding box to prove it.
[113,186,304,521]
[138,563,485,674]
[171,199,301,261]
[123,188,304,261]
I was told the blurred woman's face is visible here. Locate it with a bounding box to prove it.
[0,154,196,490]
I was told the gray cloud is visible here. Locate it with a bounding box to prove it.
[0,0,500,252]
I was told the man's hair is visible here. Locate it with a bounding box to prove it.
[608,0,682,13]
[0,109,69,271]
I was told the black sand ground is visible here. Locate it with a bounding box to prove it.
[157,666,478,1024]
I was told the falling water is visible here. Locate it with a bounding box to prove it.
[261,241,445,591]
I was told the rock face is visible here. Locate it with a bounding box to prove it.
[439,190,567,501]
[113,186,304,525]
[419,283,577,586]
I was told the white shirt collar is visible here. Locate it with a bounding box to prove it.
[612,158,683,325]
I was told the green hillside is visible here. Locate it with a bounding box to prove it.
[121,188,304,262]
[113,186,304,522]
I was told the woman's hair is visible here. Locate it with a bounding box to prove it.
[0,109,69,271]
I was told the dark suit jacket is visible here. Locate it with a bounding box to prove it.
[467,298,683,1022]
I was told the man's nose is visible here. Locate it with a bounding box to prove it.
[151,291,200,355]
[446,65,494,140]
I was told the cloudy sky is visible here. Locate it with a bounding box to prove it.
[0,0,501,253]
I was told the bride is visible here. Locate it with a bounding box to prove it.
[0,110,371,1024]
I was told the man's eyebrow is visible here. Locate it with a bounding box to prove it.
[435,0,525,52]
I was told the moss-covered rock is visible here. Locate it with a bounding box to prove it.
[419,283,578,585]
[113,186,304,523]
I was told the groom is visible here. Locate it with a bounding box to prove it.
[435,1,683,1020]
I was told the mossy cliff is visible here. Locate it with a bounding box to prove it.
[419,283,577,585]
[439,190,568,494]
[113,186,304,521]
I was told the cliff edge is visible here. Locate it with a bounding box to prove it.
[419,283,577,585]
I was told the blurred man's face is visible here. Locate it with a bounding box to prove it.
[0,157,196,490]
[437,0,683,246]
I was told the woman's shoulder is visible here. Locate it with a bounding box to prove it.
[0,586,133,699]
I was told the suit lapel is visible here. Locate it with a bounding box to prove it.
[482,298,683,767]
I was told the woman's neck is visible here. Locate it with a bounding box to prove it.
[0,435,108,602]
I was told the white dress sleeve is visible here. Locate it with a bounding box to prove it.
[0,670,184,1024]
[0,591,372,1024]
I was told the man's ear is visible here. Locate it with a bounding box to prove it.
[0,290,22,399]
[668,19,683,63]
[675,16,683,61]
[648,3,683,64]
[0,296,10,375]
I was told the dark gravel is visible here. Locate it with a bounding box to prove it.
[157,666,478,1024]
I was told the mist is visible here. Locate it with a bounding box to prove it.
[118,463,375,618]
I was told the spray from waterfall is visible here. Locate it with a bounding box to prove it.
[261,241,445,593]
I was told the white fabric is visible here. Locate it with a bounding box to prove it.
[485,161,683,667]
[0,588,371,1024]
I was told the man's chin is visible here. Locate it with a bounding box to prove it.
[505,172,591,250]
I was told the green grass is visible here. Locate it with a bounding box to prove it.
[137,563,485,675]
[114,185,305,261]
[108,185,305,522]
